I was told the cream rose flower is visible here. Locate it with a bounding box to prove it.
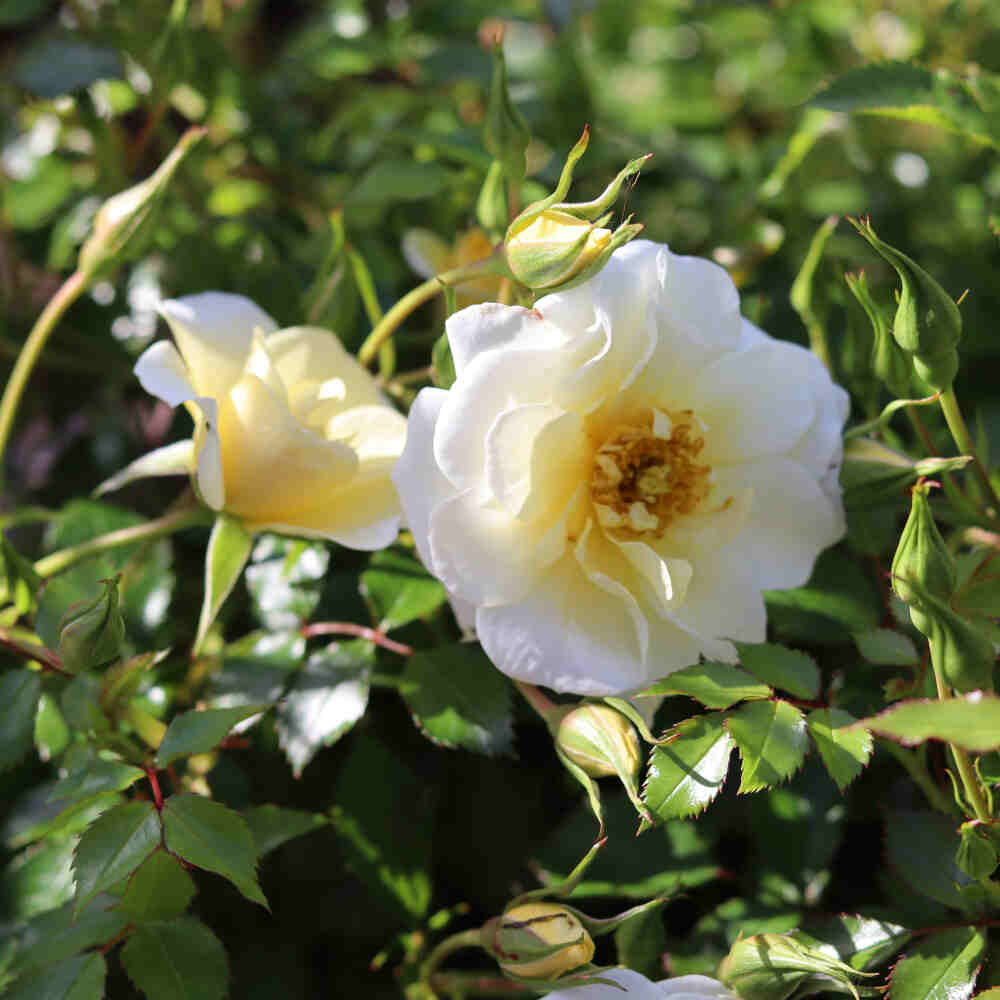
[544,972,738,999]
[393,241,848,694]
[106,292,406,548]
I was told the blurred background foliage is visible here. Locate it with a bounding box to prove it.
[2,0,1000,997]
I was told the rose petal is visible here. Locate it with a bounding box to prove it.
[692,339,818,465]
[446,302,564,378]
[134,340,198,408]
[94,440,195,497]
[158,292,277,401]
[484,405,590,519]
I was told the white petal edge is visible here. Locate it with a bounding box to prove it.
[94,440,194,497]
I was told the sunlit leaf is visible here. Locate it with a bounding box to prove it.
[806,709,873,791]
[727,700,809,793]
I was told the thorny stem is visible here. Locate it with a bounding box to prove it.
[939,387,999,513]
[0,628,72,675]
[0,269,89,483]
[357,257,501,368]
[301,622,414,657]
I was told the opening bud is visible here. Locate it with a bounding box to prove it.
[503,127,649,293]
[557,703,641,780]
[485,902,595,980]
[56,576,125,673]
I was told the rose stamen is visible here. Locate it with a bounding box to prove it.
[591,410,711,538]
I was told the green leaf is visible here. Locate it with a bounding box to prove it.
[48,758,145,803]
[196,514,254,650]
[889,927,986,1000]
[348,160,454,205]
[156,704,267,768]
[360,548,446,631]
[162,792,267,908]
[277,640,373,777]
[7,790,123,850]
[119,849,197,923]
[1,838,76,919]
[7,900,128,976]
[886,810,972,911]
[643,712,734,821]
[120,917,229,1000]
[400,643,514,755]
[640,661,773,709]
[615,907,668,981]
[244,535,329,631]
[806,709,873,791]
[242,804,328,858]
[811,62,1000,149]
[861,695,1000,751]
[796,914,911,971]
[4,953,106,1000]
[727,700,809,793]
[13,32,122,96]
[72,800,161,914]
[853,628,919,666]
[766,549,881,642]
[734,643,821,700]
[331,732,434,920]
[0,670,42,770]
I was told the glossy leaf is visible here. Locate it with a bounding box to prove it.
[886,810,971,911]
[156,704,267,767]
[0,670,42,771]
[331,732,433,919]
[360,548,446,631]
[48,758,145,802]
[72,800,161,914]
[861,695,1000,751]
[119,849,197,923]
[853,628,919,666]
[643,713,734,821]
[727,700,809,793]
[1,838,76,919]
[120,917,229,1000]
[277,640,372,777]
[6,899,128,977]
[640,661,773,709]
[798,914,911,971]
[734,643,821,700]
[242,804,328,858]
[196,514,254,650]
[162,793,267,908]
[806,709,873,791]
[245,535,329,631]
[400,643,514,755]
[889,927,985,1000]
[4,953,106,1000]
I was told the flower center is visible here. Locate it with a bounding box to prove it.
[590,410,711,538]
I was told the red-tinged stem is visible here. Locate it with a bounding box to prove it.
[145,766,164,811]
[301,621,414,656]
[0,628,72,676]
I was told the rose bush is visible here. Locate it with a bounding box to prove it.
[107,292,407,547]
[394,240,848,694]
[543,972,739,999]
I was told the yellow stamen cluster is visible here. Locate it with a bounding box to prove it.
[591,410,711,538]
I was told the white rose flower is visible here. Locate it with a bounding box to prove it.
[104,292,406,548]
[393,241,848,694]
[544,971,739,999]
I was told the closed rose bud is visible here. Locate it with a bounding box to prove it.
[956,820,999,880]
[486,902,594,980]
[852,218,962,392]
[56,576,125,673]
[557,704,641,780]
[891,481,956,622]
[718,933,863,1000]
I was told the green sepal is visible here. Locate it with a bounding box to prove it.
[196,513,254,652]
[845,270,912,398]
[56,575,125,673]
[851,217,962,391]
[483,41,529,187]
